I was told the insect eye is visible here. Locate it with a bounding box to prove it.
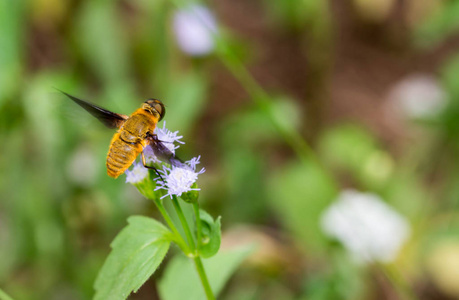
[154,102,165,121]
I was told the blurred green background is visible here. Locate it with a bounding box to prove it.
[2,0,459,299]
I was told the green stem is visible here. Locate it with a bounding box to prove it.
[171,196,215,300]
[193,202,202,248]
[171,195,196,251]
[193,256,215,300]
[153,198,190,254]
[0,288,14,300]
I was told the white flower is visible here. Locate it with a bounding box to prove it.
[172,4,217,56]
[155,156,205,199]
[125,161,149,184]
[320,189,410,264]
[387,74,447,119]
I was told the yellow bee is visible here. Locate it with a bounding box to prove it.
[61,91,181,178]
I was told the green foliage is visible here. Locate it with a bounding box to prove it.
[2,0,459,299]
[268,160,336,252]
[197,209,221,258]
[0,0,24,107]
[0,288,14,300]
[163,72,208,135]
[158,246,253,300]
[94,216,172,300]
[318,125,394,189]
[415,1,459,47]
[75,1,130,88]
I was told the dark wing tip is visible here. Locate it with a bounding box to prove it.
[58,89,128,129]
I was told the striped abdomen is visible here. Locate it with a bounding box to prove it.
[106,133,143,178]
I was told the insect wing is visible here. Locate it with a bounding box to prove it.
[60,91,128,129]
[147,140,188,169]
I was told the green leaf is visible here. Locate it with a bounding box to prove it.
[197,209,221,258]
[94,216,172,300]
[158,245,253,300]
[318,124,393,189]
[268,160,336,253]
[75,1,130,87]
[163,72,208,135]
[0,288,14,300]
[415,1,459,47]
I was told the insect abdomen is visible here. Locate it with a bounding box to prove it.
[106,133,142,178]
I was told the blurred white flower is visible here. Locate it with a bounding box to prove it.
[125,161,149,184]
[320,189,410,263]
[66,145,97,186]
[172,4,217,56]
[387,74,447,119]
[155,156,205,199]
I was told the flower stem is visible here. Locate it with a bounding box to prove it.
[193,256,215,300]
[153,198,190,254]
[171,195,196,251]
[193,203,202,248]
[171,196,215,300]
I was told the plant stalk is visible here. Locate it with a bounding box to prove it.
[171,196,215,300]
[153,198,190,254]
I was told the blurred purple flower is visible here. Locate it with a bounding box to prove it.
[172,5,218,56]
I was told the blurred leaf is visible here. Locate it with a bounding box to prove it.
[268,160,336,252]
[75,1,130,87]
[0,0,24,107]
[197,209,221,258]
[415,1,459,47]
[302,253,365,300]
[0,288,14,300]
[318,124,393,189]
[383,172,429,219]
[24,72,73,162]
[442,52,459,98]
[94,216,172,300]
[163,71,208,135]
[158,245,253,300]
[222,148,268,222]
[219,96,301,223]
[265,0,312,29]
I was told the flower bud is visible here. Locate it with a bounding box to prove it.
[181,182,200,203]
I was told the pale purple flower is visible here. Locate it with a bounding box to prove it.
[172,5,218,56]
[155,156,205,199]
[126,124,205,198]
[321,189,410,264]
[155,121,184,151]
[125,161,149,184]
[144,121,184,164]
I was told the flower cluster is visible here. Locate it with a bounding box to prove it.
[125,123,204,200]
[155,156,205,200]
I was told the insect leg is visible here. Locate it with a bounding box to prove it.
[141,152,166,183]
